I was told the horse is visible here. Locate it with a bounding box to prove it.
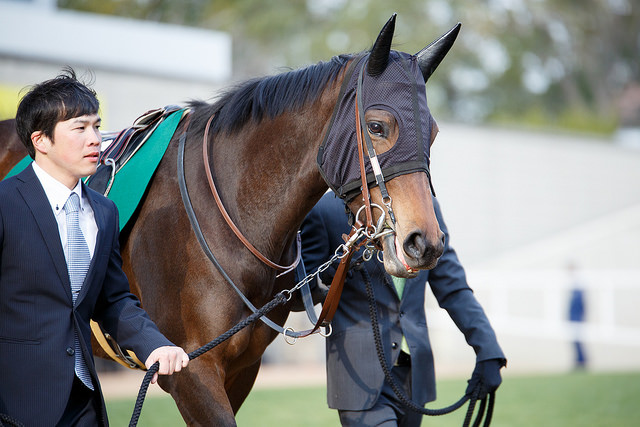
[0,15,459,426]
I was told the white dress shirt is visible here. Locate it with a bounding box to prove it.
[32,162,98,259]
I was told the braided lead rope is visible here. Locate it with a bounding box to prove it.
[360,267,494,426]
[0,414,23,427]
[128,292,288,427]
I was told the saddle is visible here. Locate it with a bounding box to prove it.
[86,105,182,195]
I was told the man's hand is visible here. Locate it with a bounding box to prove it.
[465,358,506,400]
[145,346,190,384]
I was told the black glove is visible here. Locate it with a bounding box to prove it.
[465,358,505,400]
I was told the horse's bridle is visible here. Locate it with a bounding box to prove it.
[354,63,397,233]
[175,55,416,338]
[308,57,411,335]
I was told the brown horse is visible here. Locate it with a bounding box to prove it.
[0,15,459,426]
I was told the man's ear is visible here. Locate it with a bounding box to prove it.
[31,131,49,155]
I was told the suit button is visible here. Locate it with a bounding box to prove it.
[391,342,398,349]
[399,311,405,317]
[66,347,75,356]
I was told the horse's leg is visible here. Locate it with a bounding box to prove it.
[227,359,261,413]
[123,255,242,425]
[160,357,237,427]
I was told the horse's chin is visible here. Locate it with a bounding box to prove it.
[380,234,420,279]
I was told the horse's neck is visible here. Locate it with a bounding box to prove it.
[211,109,331,261]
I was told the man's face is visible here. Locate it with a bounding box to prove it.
[34,114,101,188]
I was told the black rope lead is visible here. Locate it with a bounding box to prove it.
[360,267,495,426]
[0,414,24,427]
[128,291,288,427]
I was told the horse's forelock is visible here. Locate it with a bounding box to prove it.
[188,54,353,136]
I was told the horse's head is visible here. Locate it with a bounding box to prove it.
[318,14,460,277]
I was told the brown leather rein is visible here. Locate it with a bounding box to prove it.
[202,114,301,275]
[196,110,358,338]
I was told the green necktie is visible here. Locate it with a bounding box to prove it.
[391,275,406,297]
[391,276,411,354]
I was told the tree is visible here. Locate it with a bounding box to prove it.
[59,0,638,132]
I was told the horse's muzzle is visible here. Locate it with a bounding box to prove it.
[381,229,444,277]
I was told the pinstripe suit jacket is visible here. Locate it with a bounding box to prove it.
[0,165,173,426]
[301,193,505,410]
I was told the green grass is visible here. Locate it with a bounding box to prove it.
[106,371,640,426]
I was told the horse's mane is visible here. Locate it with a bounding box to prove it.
[188,53,354,136]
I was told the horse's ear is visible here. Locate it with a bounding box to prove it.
[416,23,461,82]
[367,13,397,77]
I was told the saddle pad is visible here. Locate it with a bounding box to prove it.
[4,108,186,231]
[105,108,186,230]
[4,155,31,179]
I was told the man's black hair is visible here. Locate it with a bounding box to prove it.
[16,66,99,159]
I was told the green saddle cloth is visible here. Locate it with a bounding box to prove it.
[4,109,186,231]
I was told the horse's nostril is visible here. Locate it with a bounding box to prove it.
[404,231,426,259]
[403,230,445,262]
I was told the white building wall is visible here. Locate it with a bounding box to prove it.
[0,0,231,129]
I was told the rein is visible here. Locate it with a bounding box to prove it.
[177,112,315,338]
[201,114,301,276]
[304,57,403,335]
[174,55,397,339]
[129,291,290,426]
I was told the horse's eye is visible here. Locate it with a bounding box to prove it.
[367,122,385,136]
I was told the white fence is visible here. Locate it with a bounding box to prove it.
[267,269,640,378]
[427,269,640,376]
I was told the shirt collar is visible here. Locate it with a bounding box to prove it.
[32,162,85,216]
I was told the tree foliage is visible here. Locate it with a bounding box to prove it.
[59,0,638,132]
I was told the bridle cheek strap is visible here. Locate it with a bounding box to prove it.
[355,66,397,229]
[354,87,375,233]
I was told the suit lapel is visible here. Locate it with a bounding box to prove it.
[16,166,72,301]
[380,270,401,302]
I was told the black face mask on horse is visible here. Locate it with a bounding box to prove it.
[317,15,460,204]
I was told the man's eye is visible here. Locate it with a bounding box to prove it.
[367,122,384,136]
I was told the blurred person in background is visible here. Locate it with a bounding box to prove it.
[567,261,588,370]
[301,192,506,427]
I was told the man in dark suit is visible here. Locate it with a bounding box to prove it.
[301,192,506,426]
[0,69,189,426]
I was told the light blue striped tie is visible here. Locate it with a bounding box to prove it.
[64,192,94,390]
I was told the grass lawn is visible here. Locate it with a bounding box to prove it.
[106,370,640,426]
